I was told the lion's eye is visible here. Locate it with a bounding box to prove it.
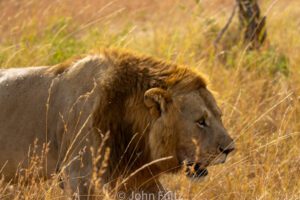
[196,118,207,128]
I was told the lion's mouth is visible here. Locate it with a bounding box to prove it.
[184,162,208,179]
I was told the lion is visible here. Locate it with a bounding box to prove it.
[0,49,235,199]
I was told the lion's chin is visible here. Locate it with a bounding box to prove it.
[184,163,208,179]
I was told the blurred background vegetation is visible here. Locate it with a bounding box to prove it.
[0,0,299,199]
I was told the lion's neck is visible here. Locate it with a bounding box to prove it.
[95,55,167,180]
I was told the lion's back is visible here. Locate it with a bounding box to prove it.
[0,55,110,180]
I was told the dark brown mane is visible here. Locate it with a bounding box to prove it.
[102,49,207,91]
[89,49,208,177]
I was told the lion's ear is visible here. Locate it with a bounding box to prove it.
[144,88,171,117]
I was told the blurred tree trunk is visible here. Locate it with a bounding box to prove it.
[237,0,267,49]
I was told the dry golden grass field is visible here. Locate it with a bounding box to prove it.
[0,0,300,199]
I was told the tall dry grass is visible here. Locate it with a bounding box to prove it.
[0,0,300,199]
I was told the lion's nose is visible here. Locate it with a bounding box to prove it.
[219,142,235,155]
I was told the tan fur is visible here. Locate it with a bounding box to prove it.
[0,49,234,199]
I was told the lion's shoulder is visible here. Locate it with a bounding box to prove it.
[46,54,107,76]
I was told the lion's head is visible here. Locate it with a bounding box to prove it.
[144,81,234,179]
[145,88,234,177]
[95,50,235,181]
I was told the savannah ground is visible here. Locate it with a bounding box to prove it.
[0,0,300,199]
